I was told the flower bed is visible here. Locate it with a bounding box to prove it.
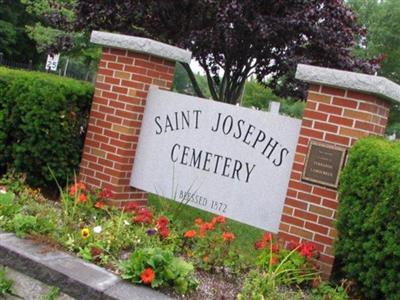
[0,173,349,299]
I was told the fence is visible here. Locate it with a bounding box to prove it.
[0,52,96,83]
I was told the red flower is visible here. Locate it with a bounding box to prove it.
[122,202,140,212]
[140,268,155,285]
[254,240,266,250]
[300,242,315,258]
[223,232,235,242]
[215,215,225,224]
[270,243,279,253]
[159,226,170,238]
[94,201,105,209]
[263,232,272,242]
[99,187,113,199]
[133,208,153,224]
[156,216,169,228]
[90,246,103,258]
[195,218,203,225]
[184,230,196,239]
[78,194,87,203]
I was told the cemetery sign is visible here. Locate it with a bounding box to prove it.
[130,87,301,232]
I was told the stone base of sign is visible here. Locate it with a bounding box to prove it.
[0,231,171,300]
[278,65,396,277]
[78,32,191,207]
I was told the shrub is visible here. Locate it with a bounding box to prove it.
[336,137,400,300]
[0,67,93,187]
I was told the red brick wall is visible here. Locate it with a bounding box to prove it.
[79,47,175,207]
[278,84,390,276]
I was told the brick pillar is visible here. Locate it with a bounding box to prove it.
[79,31,191,207]
[278,66,392,277]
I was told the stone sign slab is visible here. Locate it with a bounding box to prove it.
[302,140,347,188]
[130,87,301,232]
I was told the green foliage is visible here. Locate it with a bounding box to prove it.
[310,282,349,300]
[336,137,400,300]
[0,267,13,297]
[41,287,60,300]
[238,234,318,299]
[349,0,400,83]
[121,247,198,294]
[0,191,19,218]
[241,80,282,110]
[0,67,93,187]
[0,0,39,62]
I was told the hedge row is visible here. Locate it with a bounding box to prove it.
[0,67,93,187]
[336,137,400,300]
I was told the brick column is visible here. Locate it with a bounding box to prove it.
[278,65,394,277]
[79,31,191,207]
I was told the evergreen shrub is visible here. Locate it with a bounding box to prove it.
[336,137,400,300]
[0,67,93,187]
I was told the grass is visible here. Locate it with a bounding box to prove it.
[148,194,264,263]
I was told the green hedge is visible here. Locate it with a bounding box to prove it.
[336,137,400,300]
[0,67,93,187]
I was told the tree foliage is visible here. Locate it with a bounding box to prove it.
[349,0,400,83]
[76,0,377,103]
[0,0,38,62]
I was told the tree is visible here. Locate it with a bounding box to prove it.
[0,0,38,62]
[348,0,400,136]
[349,0,400,83]
[76,0,377,103]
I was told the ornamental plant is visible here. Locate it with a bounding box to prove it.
[121,247,198,294]
[182,215,242,272]
[55,176,113,225]
[336,137,400,300]
[238,233,319,299]
[0,67,93,188]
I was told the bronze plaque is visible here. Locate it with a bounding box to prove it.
[302,140,347,189]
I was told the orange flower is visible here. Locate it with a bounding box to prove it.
[77,183,86,190]
[223,232,235,242]
[78,194,88,203]
[94,201,105,209]
[263,232,272,242]
[205,222,214,230]
[69,185,76,196]
[140,268,155,285]
[203,255,209,263]
[199,224,208,237]
[195,218,203,225]
[184,230,197,239]
[270,255,279,265]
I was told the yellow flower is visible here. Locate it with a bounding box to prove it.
[81,228,90,239]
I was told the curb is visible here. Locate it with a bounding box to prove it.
[0,232,172,300]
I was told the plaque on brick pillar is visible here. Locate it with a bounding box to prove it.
[302,141,347,189]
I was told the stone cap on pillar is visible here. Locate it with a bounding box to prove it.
[91,31,192,64]
[296,64,400,104]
